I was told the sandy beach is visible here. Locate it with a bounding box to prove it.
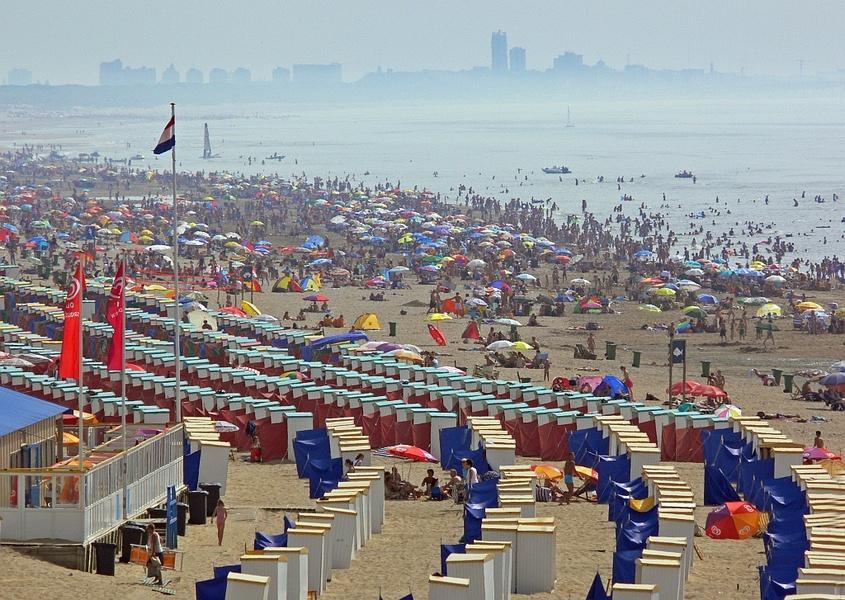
[0,151,843,600]
[4,271,842,599]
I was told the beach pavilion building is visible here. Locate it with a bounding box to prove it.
[0,387,185,568]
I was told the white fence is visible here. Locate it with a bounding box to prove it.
[0,425,184,544]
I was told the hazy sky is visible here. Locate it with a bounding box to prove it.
[3,1,843,84]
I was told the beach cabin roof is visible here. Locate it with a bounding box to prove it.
[0,387,65,437]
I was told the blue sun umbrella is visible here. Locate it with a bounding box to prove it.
[698,294,718,304]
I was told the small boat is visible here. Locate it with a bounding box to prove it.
[265,153,285,161]
[201,123,221,159]
[130,154,145,161]
[675,170,694,179]
[542,166,571,174]
[565,105,574,128]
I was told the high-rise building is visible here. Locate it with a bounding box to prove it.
[98,59,155,85]
[231,67,251,84]
[272,66,290,83]
[509,47,526,73]
[552,52,584,72]
[161,64,179,84]
[185,67,203,84]
[491,31,508,72]
[7,68,32,86]
[292,63,342,84]
[99,59,124,85]
[208,68,228,84]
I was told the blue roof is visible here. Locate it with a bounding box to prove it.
[0,387,65,437]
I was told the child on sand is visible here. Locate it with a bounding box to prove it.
[211,499,228,546]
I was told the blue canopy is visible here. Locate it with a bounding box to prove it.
[0,388,65,437]
[302,332,369,361]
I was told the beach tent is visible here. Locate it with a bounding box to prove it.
[272,275,302,293]
[300,274,322,291]
[461,321,481,340]
[353,313,381,330]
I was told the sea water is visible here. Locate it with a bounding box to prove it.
[1,96,843,262]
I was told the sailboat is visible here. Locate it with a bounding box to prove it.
[201,123,220,159]
[565,105,574,128]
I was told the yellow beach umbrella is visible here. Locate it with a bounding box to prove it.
[511,340,533,350]
[241,300,262,317]
[426,313,453,321]
[654,287,676,296]
[756,303,782,318]
[639,304,662,313]
[796,301,822,312]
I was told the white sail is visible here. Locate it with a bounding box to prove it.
[203,123,212,159]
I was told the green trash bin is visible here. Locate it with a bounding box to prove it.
[782,373,794,394]
[388,322,397,337]
[701,361,711,378]
[605,342,617,361]
[772,369,782,385]
[632,351,641,368]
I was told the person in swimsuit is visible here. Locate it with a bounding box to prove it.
[211,499,228,546]
[145,523,164,585]
[562,452,576,505]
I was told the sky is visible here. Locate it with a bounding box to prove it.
[3,1,843,84]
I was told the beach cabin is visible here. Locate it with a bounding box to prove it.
[0,388,185,569]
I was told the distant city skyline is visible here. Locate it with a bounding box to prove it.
[14,28,843,90]
[1,1,843,85]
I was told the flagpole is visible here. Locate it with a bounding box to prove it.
[77,255,85,503]
[171,102,182,423]
[120,254,128,519]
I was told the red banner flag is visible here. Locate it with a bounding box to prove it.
[59,261,86,380]
[105,259,125,371]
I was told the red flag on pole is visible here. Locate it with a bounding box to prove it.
[105,259,125,370]
[59,261,86,380]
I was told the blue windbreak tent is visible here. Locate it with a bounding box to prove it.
[301,332,368,361]
[567,428,608,466]
[306,457,343,498]
[463,479,499,543]
[608,478,647,522]
[310,476,340,499]
[467,478,499,506]
[439,426,472,470]
[762,477,805,516]
[463,503,486,543]
[596,454,631,503]
[615,506,658,545]
[585,572,610,600]
[293,429,331,478]
[758,565,798,600]
[196,577,228,600]
[254,531,288,550]
[702,428,746,483]
[212,565,241,579]
[703,465,741,506]
[440,544,466,576]
[738,457,774,508]
[612,548,643,584]
[183,449,201,490]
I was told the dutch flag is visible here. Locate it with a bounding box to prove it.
[153,116,175,154]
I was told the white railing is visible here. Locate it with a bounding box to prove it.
[0,425,185,543]
[83,425,184,543]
